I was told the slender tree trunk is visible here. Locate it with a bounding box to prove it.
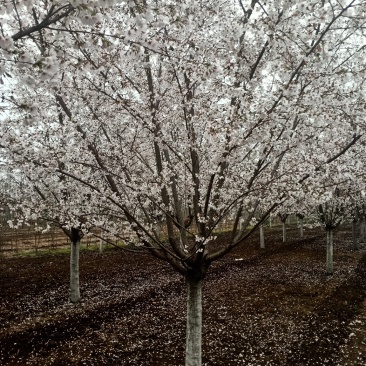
[326,228,333,275]
[282,222,286,243]
[70,239,81,303]
[299,217,304,238]
[186,277,202,366]
[99,230,104,254]
[352,220,359,250]
[360,218,366,243]
[260,224,265,249]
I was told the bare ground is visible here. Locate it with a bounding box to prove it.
[0,226,366,365]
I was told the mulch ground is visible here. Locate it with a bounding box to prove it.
[0,226,366,365]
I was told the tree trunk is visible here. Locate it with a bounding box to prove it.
[352,220,359,250]
[99,231,104,254]
[186,277,202,366]
[360,218,366,243]
[70,239,81,303]
[299,217,304,238]
[260,224,265,249]
[282,222,286,243]
[326,228,333,275]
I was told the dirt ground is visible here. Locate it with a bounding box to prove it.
[0,226,366,366]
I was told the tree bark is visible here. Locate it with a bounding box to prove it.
[70,239,81,303]
[186,277,202,366]
[326,228,333,275]
[360,217,366,243]
[260,224,265,249]
[99,231,104,254]
[299,217,304,238]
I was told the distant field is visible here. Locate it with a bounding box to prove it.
[0,226,101,256]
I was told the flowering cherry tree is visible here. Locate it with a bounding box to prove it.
[0,163,97,303]
[2,1,366,365]
[294,139,366,274]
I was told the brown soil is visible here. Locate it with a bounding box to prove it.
[0,226,366,365]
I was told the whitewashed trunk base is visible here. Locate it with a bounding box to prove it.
[260,225,265,249]
[186,278,202,366]
[326,229,333,275]
[70,240,81,303]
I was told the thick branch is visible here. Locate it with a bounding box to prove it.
[12,5,75,41]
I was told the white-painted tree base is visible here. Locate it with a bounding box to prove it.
[260,224,265,249]
[326,229,333,275]
[186,278,202,366]
[70,240,81,303]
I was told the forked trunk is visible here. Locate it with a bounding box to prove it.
[326,228,333,275]
[186,277,202,366]
[260,224,265,249]
[70,239,81,303]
